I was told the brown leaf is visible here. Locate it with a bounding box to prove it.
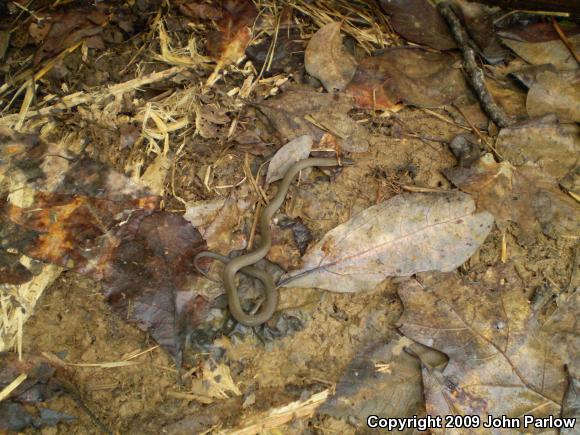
[281,192,493,292]
[256,84,369,152]
[499,23,580,71]
[246,27,304,75]
[30,8,109,65]
[0,130,209,361]
[399,265,576,423]
[345,48,469,110]
[0,250,33,285]
[0,352,77,431]
[526,70,580,122]
[184,188,254,254]
[202,0,257,81]
[304,22,358,92]
[445,153,580,244]
[319,336,426,423]
[495,115,580,180]
[379,0,456,50]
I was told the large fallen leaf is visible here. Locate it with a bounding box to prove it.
[345,48,469,110]
[379,0,455,50]
[0,129,209,362]
[256,84,369,152]
[304,22,357,92]
[526,70,580,122]
[281,192,493,292]
[495,115,580,179]
[445,153,580,245]
[398,265,578,425]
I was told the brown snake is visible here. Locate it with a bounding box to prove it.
[194,157,353,326]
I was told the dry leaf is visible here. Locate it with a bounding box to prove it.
[256,84,369,152]
[281,192,493,292]
[188,359,241,404]
[445,153,580,244]
[184,188,254,253]
[398,265,577,425]
[526,70,580,122]
[319,336,426,424]
[304,22,358,92]
[495,115,580,180]
[266,135,313,185]
[379,0,455,50]
[346,48,469,110]
[499,23,580,71]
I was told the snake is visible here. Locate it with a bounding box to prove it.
[194,157,354,326]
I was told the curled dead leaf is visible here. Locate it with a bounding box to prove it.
[304,22,358,92]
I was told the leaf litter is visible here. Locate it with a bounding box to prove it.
[0,0,579,432]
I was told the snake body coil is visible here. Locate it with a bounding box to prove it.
[194,157,353,326]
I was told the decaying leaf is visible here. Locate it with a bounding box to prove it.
[346,48,469,110]
[266,135,313,185]
[184,187,254,253]
[457,1,505,63]
[281,192,493,292]
[29,8,109,65]
[379,0,455,50]
[495,115,580,180]
[526,70,580,122]
[445,153,580,244]
[499,22,580,71]
[246,27,304,75]
[304,22,358,92]
[398,265,578,425]
[256,84,369,152]
[0,352,77,431]
[186,359,241,404]
[0,129,209,361]
[319,336,425,424]
[180,0,257,83]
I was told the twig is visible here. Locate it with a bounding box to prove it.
[0,66,187,125]
[437,2,511,128]
[552,18,580,66]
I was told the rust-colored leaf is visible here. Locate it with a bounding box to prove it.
[346,48,469,110]
[0,129,209,361]
[179,0,257,82]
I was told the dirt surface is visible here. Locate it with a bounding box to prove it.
[1,1,578,433]
[20,109,576,433]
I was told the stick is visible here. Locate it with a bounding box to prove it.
[437,2,511,128]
